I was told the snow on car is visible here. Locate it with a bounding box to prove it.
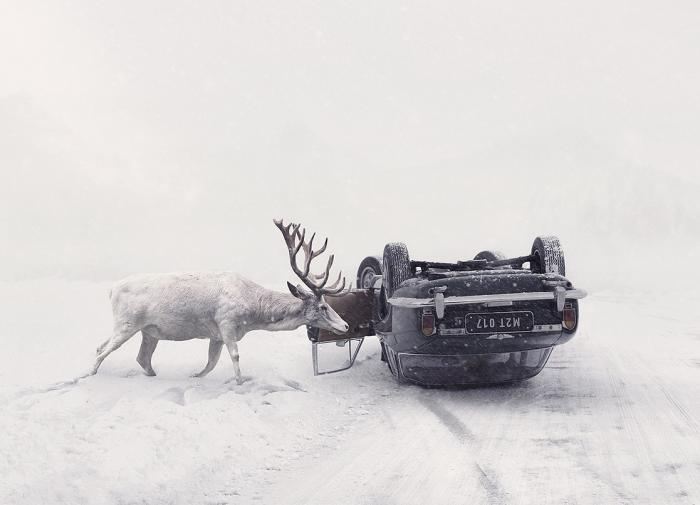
[308,236,587,386]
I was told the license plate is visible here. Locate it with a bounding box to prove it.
[465,311,534,334]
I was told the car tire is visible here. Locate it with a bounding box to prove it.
[474,250,506,261]
[530,236,565,276]
[382,243,411,299]
[356,255,383,289]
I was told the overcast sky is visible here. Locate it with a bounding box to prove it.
[1,1,699,289]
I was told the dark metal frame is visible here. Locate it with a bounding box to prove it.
[311,337,365,376]
[410,255,536,274]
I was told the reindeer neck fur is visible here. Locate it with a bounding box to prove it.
[243,285,308,332]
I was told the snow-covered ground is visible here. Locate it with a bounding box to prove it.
[1,279,699,504]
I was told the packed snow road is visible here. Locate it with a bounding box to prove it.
[1,280,699,504]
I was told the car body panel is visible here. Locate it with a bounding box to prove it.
[397,348,553,386]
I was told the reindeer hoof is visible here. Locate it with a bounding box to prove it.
[137,360,156,376]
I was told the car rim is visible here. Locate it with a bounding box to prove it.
[533,250,542,272]
[360,266,376,289]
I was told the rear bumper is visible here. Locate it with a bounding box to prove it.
[397,348,553,386]
[390,288,587,312]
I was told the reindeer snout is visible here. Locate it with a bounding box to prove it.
[332,322,349,335]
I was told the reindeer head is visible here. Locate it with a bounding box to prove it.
[274,219,350,334]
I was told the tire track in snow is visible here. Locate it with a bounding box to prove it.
[603,360,659,498]
[659,386,699,434]
[602,348,700,502]
[416,394,475,442]
[417,392,510,505]
[475,463,508,505]
[630,351,700,436]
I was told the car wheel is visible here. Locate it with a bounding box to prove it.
[356,255,383,289]
[530,236,566,276]
[382,243,411,299]
[474,250,506,261]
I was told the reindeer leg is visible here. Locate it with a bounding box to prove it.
[191,339,223,378]
[222,332,243,385]
[136,331,159,376]
[96,338,110,355]
[91,326,139,375]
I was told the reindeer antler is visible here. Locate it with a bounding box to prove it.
[273,218,349,297]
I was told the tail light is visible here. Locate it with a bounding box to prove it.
[562,302,577,330]
[421,309,436,336]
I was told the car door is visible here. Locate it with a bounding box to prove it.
[306,289,375,375]
[309,289,374,342]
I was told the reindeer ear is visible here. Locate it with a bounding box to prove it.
[288,282,314,299]
[287,281,303,298]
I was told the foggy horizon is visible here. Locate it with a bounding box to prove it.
[2,1,699,290]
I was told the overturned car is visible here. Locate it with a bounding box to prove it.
[308,236,586,386]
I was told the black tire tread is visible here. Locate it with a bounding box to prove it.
[382,242,411,298]
[531,236,565,276]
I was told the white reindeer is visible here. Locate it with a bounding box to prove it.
[91,219,349,383]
